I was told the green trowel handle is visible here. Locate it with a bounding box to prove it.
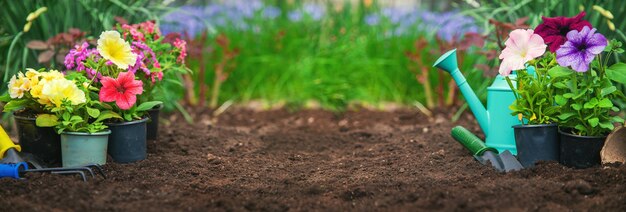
[451,126,498,156]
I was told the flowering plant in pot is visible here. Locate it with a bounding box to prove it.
[115,20,188,140]
[537,13,626,168]
[33,73,119,167]
[497,28,561,168]
[1,69,68,166]
[64,29,162,163]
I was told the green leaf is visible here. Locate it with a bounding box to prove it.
[588,118,599,127]
[94,111,123,123]
[599,121,614,130]
[555,95,567,106]
[70,115,83,122]
[136,101,163,112]
[563,93,574,98]
[0,93,11,102]
[558,112,576,120]
[601,86,617,97]
[36,114,58,127]
[2,99,28,112]
[571,103,582,111]
[123,113,132,121]
[606,63,626,84]
[611,116,625,124]
[598,98,613,108]
[62,112,70,121]
[584,98,598,109]
[548,66,573,78]
[553,82,568,89]
[86,107,100,118]
[575,124,586,132]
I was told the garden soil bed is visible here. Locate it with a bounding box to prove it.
[1,108,625,211]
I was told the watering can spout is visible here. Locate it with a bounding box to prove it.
[433,49,489,136]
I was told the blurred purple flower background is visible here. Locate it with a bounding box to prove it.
[159,1,480,42]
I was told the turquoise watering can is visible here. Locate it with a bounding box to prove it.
[433,49,524,155]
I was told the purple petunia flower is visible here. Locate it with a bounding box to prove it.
[556,26,607,72]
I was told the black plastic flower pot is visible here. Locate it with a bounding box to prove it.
[14,114,62,167]
[559,129,606,169]
[146,103,163,140]
[513,123,560,168]
[106,118,148,163]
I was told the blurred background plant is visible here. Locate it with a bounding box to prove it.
[159,0,489,113]
[7,0,622,124]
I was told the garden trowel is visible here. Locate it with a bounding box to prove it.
[451,126,523,172]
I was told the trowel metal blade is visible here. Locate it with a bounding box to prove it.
[475,150,523,172]
[497,150,523,172]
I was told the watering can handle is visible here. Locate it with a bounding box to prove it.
[0,126,21,159]
[451,126,498,156]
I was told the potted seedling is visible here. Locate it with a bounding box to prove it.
[536,13,626,168]
[34,73,119,167]
[1,69,67,166]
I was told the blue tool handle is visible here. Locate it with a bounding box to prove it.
[0,162,28,179]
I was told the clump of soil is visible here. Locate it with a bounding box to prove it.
[1,109,625,211]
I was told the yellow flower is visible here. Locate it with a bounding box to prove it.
[25,68,40,85]
[40,78,86,108]
[26,7,47,22]
[97,31,137,70]
[607,20,616,31]
[7,73,31,99]
[23,21,32,32]
[30,84,44,99]
[39,70,64,84]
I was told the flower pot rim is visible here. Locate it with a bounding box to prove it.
[512,123,558,128]
[147,103,164,111]
[61,129,111,136]
[558,128,608,139]
[13,112,38,120]
[105,117,149,126]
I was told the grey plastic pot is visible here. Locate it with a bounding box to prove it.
[146,103,163,140]
[513,123,560,168]
[106,118,148,163]
[14,114,62,167]
[559,129,606,169]
[61,130,110,167]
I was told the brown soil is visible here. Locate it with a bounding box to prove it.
[1,109,625,211]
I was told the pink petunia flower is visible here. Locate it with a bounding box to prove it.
[99,71,143,110]
[498,29,547,76]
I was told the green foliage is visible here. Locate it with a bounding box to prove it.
[0,0,167,95]
[549,41,626,136]
[508,55,560,125]
[182,1,488,111]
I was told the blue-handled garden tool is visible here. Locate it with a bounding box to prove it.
[0,126,106,181]
[451,126,523,172]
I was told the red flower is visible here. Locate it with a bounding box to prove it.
[99,71,143,110]
[535,12,592,52]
